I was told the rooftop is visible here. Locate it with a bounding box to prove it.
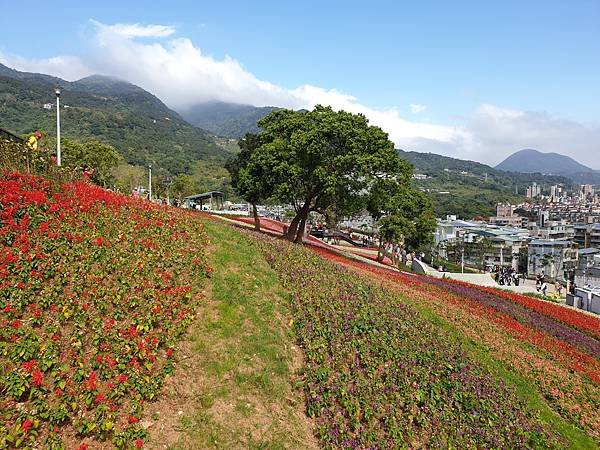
[529,239,572,246]
[184,191,224,200]
[579,247,600,255]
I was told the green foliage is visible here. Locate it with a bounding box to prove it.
[59,138,123,186]
[367,179,436,251]
[398,149,573,218]
[0,71,233,175]
[246,106,412,241]
[111,163,147,193]
[170,173,197,200]
[225,133,270,205]
[190,159,233,198]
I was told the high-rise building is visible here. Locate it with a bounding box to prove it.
[550,185,564,202]
[580,184,594,197]
[526,183,541,198]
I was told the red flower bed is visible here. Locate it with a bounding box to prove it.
[477,285,600,338]
[310,245,600,384]
[0,173,210,448]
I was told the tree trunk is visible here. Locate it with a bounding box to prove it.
[252,203,260,231]
[286,214,301,241]
[294,211,310,243]
[287,200,312,242]
[377,238,385,262]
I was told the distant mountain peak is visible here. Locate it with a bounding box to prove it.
[496,149,594,177]
[0,64,232,173]
[71,74,144,95]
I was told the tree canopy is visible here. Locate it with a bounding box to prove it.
[366,178,436,258]
[61,138,123,186]
[227,105,435,245]
[225,133,272,229]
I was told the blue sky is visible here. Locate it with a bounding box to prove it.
[1,0,599,166]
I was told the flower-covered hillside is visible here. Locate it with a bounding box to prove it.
[0,173,210,448]
[251,232,567,448]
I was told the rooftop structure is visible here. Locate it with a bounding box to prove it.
[184,191,224,210]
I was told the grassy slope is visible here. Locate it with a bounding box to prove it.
[144,221,316,449]
[313,250,598,448]
[149,220,596,448]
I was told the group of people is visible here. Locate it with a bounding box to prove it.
[382,242,421,267]
[493,266,520,286]
[360,235,375,247]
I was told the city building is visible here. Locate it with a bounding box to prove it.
[526,183,541,198]
[549,185,565,203]
[488,203,524,227]
[567,286,600,315]
[527,239,578,281]
[434,217,481,246]
[574,223,600,248]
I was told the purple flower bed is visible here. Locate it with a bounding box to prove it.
[251,233,558,448]
[422,277,600,359]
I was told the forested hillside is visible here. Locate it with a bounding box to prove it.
[179,101,277,138]
[398,150,572,218]
[0,64,233,174]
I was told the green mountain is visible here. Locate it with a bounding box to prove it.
[397,150,572,219]
[0,64,234,174]
[496,148,600,184]
[179,101,277,138]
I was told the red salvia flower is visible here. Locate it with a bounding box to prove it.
[32,369,43,386]
[22,419,33,434]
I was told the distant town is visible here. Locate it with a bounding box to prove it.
[435,182,599,314]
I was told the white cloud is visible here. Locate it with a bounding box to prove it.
[0,51,93,81]
[463,104,600,168]
[409,103,427,114]
[2,20,599,169]
[91,20,176,38]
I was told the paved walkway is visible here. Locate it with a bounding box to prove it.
[209,214,566,299]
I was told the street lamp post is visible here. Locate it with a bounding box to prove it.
[55,88,61,166]
[148,165,152,201]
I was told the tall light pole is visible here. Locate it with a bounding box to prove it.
[55,88,61,166]
[461,237,465,274]
[148,165,152,201]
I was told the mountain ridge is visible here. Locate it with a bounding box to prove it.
[496,148,598,175]
[179,101,278,138]
[398,149,574,218]
[0,63,233,174]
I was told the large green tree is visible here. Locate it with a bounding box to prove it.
[247,106,410,242]
[366,178,436,260]
[225,133,273,230]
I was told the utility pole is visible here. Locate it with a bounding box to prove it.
[461,238,465,274]
[55,88,61,166]
[148,165,152,201]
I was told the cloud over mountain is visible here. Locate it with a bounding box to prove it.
[1,20,598,169]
